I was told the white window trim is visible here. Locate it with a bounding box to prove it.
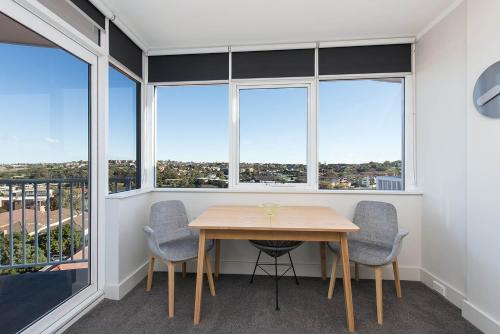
[106,57,145,197]
[230,79,316,191]
[316,73,414,192]
[152,81,231,189]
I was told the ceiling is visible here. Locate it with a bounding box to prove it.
[100,0,457,51]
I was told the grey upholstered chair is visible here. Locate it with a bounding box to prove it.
[327,201,408,325]
[143,200,216,318]
[249,240,303,310]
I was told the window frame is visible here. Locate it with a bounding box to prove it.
[230,79,317,191]
[0,1,104,333]
[151,64,415,194]
[107,58,143,194]
[152,80,231,189]
[316,75,408,192]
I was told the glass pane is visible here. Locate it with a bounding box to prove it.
[0,12,90,333]
[156,85,228,188]
[108,65,139,193]
[239,87,308,184]
[318,79,404,190]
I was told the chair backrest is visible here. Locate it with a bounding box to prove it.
[149,200,190,244]
[351,201,398,248]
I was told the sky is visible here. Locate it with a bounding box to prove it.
[157,85,228,163]
[319,79,403,164]
[157,80,403,164]
[0,41,403,165]
[0,43,89,164]
[108,66,137,160]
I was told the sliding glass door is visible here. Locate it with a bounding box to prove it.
[0,9,98,333]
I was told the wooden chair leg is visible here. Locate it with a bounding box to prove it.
[327,253,339,299]
[215,240,221,279]
[355,262,359,281]
[374,267,383,325]
[392,259,402,298]
[146,255,155,292]
[167,262,175,318]
[205,254,216,296]
[182,262,187,278]
[320,242,327,280]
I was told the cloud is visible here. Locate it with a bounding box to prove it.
[45,137,60,144]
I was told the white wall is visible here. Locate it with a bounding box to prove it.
[464,0,500,332]
[150,192,422,280]
[416,1,500,332]
[416,1,468,306]
[104,192,152,300]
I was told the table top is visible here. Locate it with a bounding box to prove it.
[189,205,359,232]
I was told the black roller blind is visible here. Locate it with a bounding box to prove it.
[232,49,315,79]
[319,44,412,75]
[148,53,229,82]
[109,22,143,78]
[70,0,105,29]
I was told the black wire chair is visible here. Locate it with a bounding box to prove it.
[249,240,304,310]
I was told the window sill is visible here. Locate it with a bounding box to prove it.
[105,187,153,199]
[152,187,423,195]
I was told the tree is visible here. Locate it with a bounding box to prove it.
[1,225,83,275]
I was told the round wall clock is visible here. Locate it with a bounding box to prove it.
[473,61,500,118]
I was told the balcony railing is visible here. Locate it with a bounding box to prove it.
[0,178,89,272]
[109,176,135,194]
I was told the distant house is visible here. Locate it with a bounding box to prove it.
[376,176,403,190]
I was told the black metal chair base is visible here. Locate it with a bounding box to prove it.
[249,250,299,310]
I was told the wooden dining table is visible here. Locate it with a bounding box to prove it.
[188,205,360,333]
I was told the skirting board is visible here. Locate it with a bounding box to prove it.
[104,261,149,300]
[420,268,466,308]
[154,259,421,281]
[106,259,419,301]
[462,300,500,334]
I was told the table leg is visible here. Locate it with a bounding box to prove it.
[320,241,327,280]
[194,229,206,325]
[215,239,221,279]
[340,234,355,332]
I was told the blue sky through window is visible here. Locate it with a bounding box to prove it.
[239,87,308,164]
[156,85,228,163]
[0,43,89,164]
[0,43,402,166]
[319,79,403,164]
[109,66,137,161]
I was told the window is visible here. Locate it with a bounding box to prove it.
[156,85,229,188]
[237,86,309,185]
[0,11,94,332]
[108,64,141,193]
[318,79,404,190]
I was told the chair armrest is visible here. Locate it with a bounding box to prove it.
[143,225,164,258]
[386,229,409,262]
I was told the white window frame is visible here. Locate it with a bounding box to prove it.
[152,81,231,189]
[107,57,144,195]
[0,1,104,333]
[316,72,414,192]
[230,79,317,191]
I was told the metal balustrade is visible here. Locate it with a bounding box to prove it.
[0,178,89,271]
[0,176,134,272]
[110,176,134,193]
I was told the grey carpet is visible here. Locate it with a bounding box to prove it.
[66,273,481,334]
